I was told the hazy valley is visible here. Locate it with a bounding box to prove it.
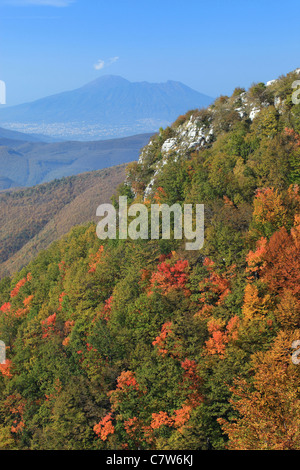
[0,131,151,189]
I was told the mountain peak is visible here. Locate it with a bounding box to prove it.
[0,76,214,141]
[81,75,131,90]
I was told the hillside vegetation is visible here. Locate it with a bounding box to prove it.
[0,164,126,279]
[0,70,299,450]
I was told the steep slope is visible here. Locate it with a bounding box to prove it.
[126,69,300,198]
[0,164,126,278]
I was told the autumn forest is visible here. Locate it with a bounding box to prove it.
[0,70,300,450]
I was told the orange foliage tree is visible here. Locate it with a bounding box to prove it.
[219,331,300,449]
[94,413,115,441]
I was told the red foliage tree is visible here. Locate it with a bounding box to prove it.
[41,313,57,338]
[205,316,240,358]
[148,259,190,296]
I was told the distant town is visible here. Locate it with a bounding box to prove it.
[0,119,169,141]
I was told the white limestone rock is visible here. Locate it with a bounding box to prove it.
[161,138,177,153]
[249,107,260,121]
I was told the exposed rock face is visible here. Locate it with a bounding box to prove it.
[134,69,300,199]
[140,115,215,196]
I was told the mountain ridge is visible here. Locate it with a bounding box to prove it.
[0,75,214,140]
[0,132,152,189]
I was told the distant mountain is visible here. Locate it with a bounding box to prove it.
[0,75,214,140]
[0,132,152,189]
[0,164,126,278]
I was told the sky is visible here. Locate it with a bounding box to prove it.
[0,0,299,105]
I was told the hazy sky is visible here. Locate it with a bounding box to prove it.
[0,0,299,105]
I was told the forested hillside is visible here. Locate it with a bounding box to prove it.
[0,70,299,450]
[0,164,126,279]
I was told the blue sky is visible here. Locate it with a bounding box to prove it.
[0,0,299,105]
